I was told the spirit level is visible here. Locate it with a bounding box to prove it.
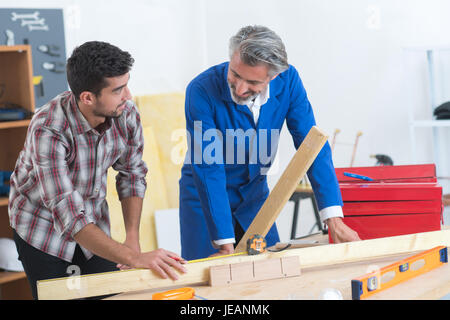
[352,246,448,299]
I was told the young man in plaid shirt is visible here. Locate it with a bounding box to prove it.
[8,41,186,299]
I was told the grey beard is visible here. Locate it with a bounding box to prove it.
[228,83,259,105]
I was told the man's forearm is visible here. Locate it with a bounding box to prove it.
[73,223,138,266]
[121,196,143,242]
[73,223,188,280]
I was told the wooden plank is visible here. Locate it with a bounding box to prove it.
[254,256,300,281]
[253,259,283,281]
[230,261,253,283]
[235,126,328,253]
[209,264,232,286]
[209,256,300,286]
[106,252,450,300]
[281,256,302,276]
[195,253,450,300]
[37,228,450,300]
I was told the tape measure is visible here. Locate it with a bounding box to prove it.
[152,287,207,300]
[187,234,268,264]
[247,234,267,255]
[188,251,247,264]
[186,234,268,265]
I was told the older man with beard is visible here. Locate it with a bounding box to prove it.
[179,25,360,260]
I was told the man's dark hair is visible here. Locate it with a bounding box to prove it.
[66,41,134,100]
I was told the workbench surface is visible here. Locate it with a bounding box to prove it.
[106,248,450,300]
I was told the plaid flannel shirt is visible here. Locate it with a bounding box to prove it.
[8,91,148,262]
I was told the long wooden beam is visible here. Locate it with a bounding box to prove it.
[37,228,450,299]
[235,126,328,252]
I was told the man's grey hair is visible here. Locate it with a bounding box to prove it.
[229,25,289,77]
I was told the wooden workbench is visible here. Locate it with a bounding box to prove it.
[106,232,450,300]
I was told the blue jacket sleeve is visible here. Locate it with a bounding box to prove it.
[285,66,343,210]
[184,81,235,241]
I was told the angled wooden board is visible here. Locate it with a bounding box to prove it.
[235,125,329,252]
[209,256,301,286]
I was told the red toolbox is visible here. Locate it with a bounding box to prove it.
[329,164,443,243]
[335,164,437,183]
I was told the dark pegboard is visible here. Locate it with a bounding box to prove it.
[0,8,68,109]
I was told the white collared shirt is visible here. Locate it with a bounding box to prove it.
[246,83,270,125]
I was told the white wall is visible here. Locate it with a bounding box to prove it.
[201,0,450,169]
[1,0,209,94]
[3,0,450,241]
[201,0,450,239]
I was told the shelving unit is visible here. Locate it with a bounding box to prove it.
[406,47,450,192]
[411,120,450,128]
[0,45,35,299]
[0,198,8,207]
[0,120,31,130]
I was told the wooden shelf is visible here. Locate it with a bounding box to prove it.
[0,119,31,130]
[0,271,26,285]
[0,197,8,206]
[411,120,450,128]
[0,45,33,299]
[0,45,35,115]
[0,45,31,53]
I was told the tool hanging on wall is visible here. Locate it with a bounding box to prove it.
[42,61,65,73]
[351,246,448,300]
[350,131,363,167]
[11,11,49,32]
[11,11,40,21]
[5,29,14,45]
[33,76,44,98]
[21,18,46,28]
[38,44,60,57]
[330,129,363,166]
[330,128,340,153]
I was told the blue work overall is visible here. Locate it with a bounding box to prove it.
[179,62,342,260]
